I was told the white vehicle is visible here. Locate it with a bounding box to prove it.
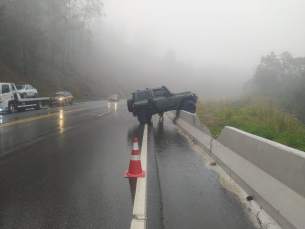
[16,84,38,98]
[0,82,49,114]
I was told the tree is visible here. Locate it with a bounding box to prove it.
[0,4,4,26]
[77,0,104,63]
[0,0,104,81]
[253,52,281,92]
[252,51,305,122]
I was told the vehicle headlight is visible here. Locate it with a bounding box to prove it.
[60,98,63,100]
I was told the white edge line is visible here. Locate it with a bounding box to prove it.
[131,124,148,229]
[97,111,109,116]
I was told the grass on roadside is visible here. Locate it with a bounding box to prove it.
[196,96,305,152]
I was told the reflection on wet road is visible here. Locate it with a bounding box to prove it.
[0,100,258,229]
[149,115,258,229]
[0,100,139,228]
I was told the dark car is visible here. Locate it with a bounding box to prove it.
[127,86,198,123]
[49,91,73,107]
[108,94,119,102]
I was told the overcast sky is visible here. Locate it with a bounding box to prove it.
[101,0,305,71]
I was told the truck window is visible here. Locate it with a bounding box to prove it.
[153,89,166,98]
[138,91,150,100]
[2,85,10,94]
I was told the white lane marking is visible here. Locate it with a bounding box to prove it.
[131,124,148,229]
[97,112,109,116]
[131,219,145,229]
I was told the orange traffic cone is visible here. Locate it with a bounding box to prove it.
[125,138,146,178]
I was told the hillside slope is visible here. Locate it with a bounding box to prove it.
[0,58,129,101]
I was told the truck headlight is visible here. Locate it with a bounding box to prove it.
[60,98,63,100]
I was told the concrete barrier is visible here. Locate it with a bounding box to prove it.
[167,110,305,229]
[166,110,212,153]
[217,127,305,199]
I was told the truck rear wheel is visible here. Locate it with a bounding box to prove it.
[137,109,152,123]
[8,103,16,114]
[182,100,196,113]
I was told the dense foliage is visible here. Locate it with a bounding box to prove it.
[0,0,103,76]
[250,51,305,122]
[0,0,106,99]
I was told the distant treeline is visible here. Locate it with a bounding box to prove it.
[0,0,103,78]
[246,51,305,122]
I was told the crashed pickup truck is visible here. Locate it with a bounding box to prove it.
[127,86,198,123]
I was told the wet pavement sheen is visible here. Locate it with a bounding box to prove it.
[0,101,141,228]
[149,115,257,229]
[0,101,257,229]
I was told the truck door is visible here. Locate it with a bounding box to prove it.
[29,85,35,97]
[153,89,172,111]
[1,84,13,108]
[10,83,18,99]
[26,85,33,97]
[24,85,29,97]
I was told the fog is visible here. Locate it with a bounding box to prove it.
[82,0,305,99]
[103,1,304,66]
[0,0,304,100]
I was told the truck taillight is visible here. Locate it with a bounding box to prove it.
[132,104,135,108]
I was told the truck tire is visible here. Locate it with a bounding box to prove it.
[35,101,42,110]
[137,109,152,123]
[23,93,27,98]
[34,93,37,98]
[8,103,16,114]
[182,100,196,113]
[70,99,73,105]
[127,99,133,112]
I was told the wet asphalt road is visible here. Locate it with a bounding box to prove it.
[0,100,257,229]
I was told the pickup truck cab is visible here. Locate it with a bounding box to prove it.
[127,86,198,123]
[0,82,48,114]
